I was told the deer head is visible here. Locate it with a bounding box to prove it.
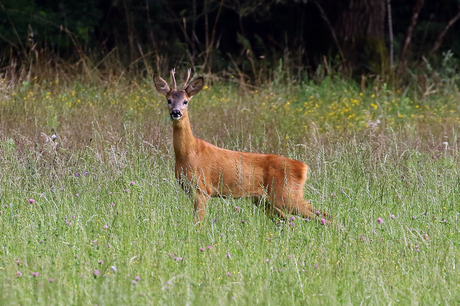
[154,69,204,121]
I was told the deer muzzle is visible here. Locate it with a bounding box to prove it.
[170,109,182,120]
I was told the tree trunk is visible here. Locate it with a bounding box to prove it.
[396,0,425,77]
[333,0,387,75]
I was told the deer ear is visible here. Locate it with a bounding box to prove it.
[154,75,171,96]
[185,77,204,97]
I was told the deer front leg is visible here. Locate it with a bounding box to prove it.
[193,193,209,229]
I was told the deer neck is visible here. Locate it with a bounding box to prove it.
[172,113,196,160]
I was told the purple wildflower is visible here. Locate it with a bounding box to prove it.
[103,225,108,229]
[132,280,137,284]
[390,214,395,219]
[207,245,212,250]
[377,218,383,224]
[200,247,204,252]
[241,220,246,224]
[48,278,54,283]
[227,272,231,276]
[32,272,38,277]
[111,266,117,272]
[75,173,79,177]
[227,253,231,258]
[135,276,141,281]
[98,260,103,264]
[94,270,101,276]
[16,271,22,277]
[29,199,34,204]
[235,206,241,212]
[321,219,326,225]
[130,181,135,186]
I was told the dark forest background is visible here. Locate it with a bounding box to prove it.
[1,0,460,85]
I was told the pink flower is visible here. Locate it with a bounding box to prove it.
[207,245,212,250]
[135,276,141,281]
[390,214,395,219]
[132,280,137,284]
[94,270,101,276]
[200,247,204,252]
[32,272,38,277]
[16,271,22,277]
[29,199,34,204]
[235,206,241,212]
[377,218,383,224]
[48,278,54,283]
[227,254,231,258]
[103,225,108,229]
[321,219,326,225]
[227,272,231,276]
[130,181,135,186]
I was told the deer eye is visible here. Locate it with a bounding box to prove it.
[183,100,188,105]
[167,99,172,104]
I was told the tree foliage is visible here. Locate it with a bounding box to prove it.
[1,0,460,81]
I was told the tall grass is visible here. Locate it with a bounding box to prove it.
[0,75,459,304]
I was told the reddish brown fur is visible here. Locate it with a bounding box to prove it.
[154,72,328,227]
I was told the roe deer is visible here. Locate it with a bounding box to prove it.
[154,69,328,227]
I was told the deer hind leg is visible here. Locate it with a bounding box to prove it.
[271,187,329,221]
[264,199,286,219]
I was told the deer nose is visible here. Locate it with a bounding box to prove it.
[171,109,182,120]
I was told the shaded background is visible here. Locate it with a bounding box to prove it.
[1,0,460,85]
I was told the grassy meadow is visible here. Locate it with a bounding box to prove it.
[0,75,459,305]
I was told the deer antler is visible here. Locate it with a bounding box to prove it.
[182,68,191,89]
[171,68,177,90]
